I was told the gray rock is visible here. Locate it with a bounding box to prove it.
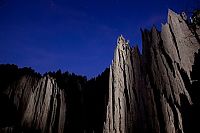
[104,9,200,133]
[0,9,199,133]
[3,75,66,133]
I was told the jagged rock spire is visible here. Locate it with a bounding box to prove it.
[116,35,130,52]
[104,9,200,133]
[117,34,126,44]
[0,9,199,133]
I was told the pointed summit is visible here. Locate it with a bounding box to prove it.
[168,9,177,16]
[117,34,126,45]
[167,9,179,24]
[116,34,130,52]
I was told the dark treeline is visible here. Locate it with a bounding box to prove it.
[46,68,109,133]
[0,64,41,93]
[0,64,109,133]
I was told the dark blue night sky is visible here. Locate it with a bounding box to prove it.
[0,0,199,78]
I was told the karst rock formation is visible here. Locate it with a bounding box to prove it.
[103,9,200,133]
[0,9,200,133]
[0,75,66,133]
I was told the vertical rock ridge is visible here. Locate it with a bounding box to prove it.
[167,9,200,77]
[104,9,200,133]
[0,9,199,133]
[2,75,66,133]
[104,35,136,133]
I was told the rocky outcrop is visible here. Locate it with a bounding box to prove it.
[0,75,66,133]
[0,9,199,133]
[104,9,200,133]
[104,36,135,133]
[0,66,110,133]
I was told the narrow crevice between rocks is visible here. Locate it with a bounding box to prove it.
[168,23,181,60]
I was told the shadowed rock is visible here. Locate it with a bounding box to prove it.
[104,9,200,133]
[0,9,199,133]
[1,75,66,133]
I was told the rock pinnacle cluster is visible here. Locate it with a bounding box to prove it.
[104,9,200,133]
[0,9,200,133]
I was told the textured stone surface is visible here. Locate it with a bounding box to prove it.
[0,9,199,133]
[104,35,135,133]
[2,75,66,133]
[104,10,200,133]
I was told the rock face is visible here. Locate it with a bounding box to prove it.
[104,9,200,133]
[0,66,110,133]
[0,9,199,133]
[0,75,66,133]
